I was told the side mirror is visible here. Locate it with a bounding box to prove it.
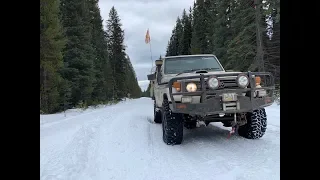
[155,59,163,66]
[147,73,156,80]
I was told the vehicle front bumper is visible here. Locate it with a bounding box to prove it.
[169,95,273,115]
[168,72,275,116]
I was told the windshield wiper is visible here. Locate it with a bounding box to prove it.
[175,68,220,76]
[176,69,198,76]
[200,67,220,71]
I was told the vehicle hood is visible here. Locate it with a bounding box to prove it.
[162,71,242,84]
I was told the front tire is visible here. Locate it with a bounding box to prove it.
[238,108,267,139]
[162,98,183,145]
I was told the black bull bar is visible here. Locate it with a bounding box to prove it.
[168,72,275,115]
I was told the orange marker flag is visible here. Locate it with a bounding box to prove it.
[145,29,151,44]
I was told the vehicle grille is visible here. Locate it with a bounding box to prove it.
[215,79,238,89]
[187,78,239,90]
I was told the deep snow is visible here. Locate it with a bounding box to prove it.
[40,98,280,180]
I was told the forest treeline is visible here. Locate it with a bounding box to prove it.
[40,0,142,114]
[143,0,280,99]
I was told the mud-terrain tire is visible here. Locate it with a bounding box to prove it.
[238,108,267,139]
[154,101,162,123]
[162,98,184,145]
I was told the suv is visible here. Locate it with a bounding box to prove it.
[147,54,275,145]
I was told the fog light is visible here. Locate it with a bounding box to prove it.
[186,82,197,92]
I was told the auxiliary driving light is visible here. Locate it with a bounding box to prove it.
[186,82,197,92]
[207,76,220,89]
[236,74,249,88]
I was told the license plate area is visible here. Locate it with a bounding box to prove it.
[222,93,237,102]
[181,96,192,103]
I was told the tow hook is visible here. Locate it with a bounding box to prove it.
[227,127,236,139]
[227,113,238,139]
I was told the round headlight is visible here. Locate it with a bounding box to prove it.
[237,74,249,88]
[207,76,220,89]
[186,82,197,92]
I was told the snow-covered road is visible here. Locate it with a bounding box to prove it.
[40,98,280,180]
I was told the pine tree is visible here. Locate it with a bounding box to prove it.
[211,0,233,65]
[120,54,142,98]
[166,17,184,56]
[41,0,143,113]
[188,7,193,54]
[88,0,113,103]
[175,17,184,55]
[166,28,176,56]
[40,0,65,113]
[141,81,152,97]
[225,0,257,71]
[262,0,280,85]
[60,0,96,106]
[164,0,279,83]
[206,0,217,53]
[190,0,210,54]
[106,7,128,100]
[180,9,192,55]
[165,41,170,56]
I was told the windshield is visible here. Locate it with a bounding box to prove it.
[164,56,223,74]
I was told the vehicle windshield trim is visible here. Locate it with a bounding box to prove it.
[163,55,224,74]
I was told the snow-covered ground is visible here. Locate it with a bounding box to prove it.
[40,98,280,180]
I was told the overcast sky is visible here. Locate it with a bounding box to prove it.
[99,0,195,90]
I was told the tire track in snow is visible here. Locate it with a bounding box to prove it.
[190,124,279,179]
[147,122,154,156]
[40,118,102,180]
[141,122,204,180]
[41,98,279,180]
[79,102,140,180]
[40,102,130,180]
[41,106,114,128]
[79,102,151,180]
